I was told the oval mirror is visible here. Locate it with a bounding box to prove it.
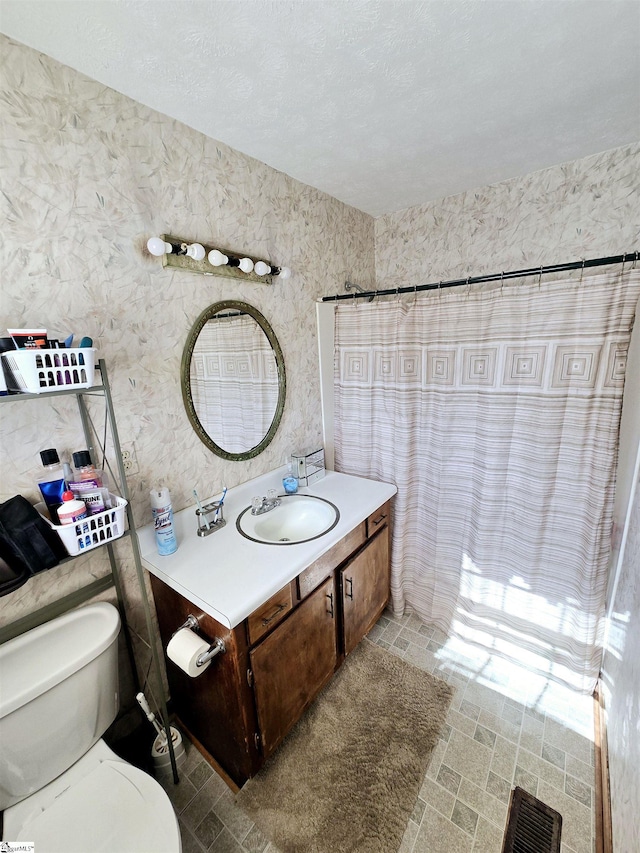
[181,301,286,461]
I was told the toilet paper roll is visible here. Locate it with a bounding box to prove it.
[167,627,212,677]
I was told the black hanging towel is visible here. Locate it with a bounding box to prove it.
[0,495,68,596]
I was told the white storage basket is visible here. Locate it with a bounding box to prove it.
[1,347,96,393]
[39,494,128,556]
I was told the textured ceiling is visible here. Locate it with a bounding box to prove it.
[1,0,638,216]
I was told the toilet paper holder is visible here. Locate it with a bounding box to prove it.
[173,615,226,667]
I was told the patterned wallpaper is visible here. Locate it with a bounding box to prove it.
[0,34,374,630]
[375,142,640,288]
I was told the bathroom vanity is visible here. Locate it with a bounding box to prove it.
[140,469,395,789]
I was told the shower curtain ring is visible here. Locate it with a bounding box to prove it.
[413,283,418,306]
[466,276,471,298]
[634,252,638,269]
[500,271,504,295]
[538,266,543,289]
[580,258,585,285]
[621,253,627,274]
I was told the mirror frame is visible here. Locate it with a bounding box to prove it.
[181,300,286,461]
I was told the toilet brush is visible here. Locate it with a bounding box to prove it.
[136,692,165,741]
[136,692,186,775]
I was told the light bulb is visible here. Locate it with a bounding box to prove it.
[238,257,254,274]
[276,266,292,280]
[208,249,229,266]
[185,242,206,261]
[254,261,272,276]
[147,236,172,256]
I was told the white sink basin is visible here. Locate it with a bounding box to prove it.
[236,495,340,545]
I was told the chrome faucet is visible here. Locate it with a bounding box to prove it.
[251,490,281,515]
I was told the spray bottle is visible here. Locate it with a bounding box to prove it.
[150,486,178,555]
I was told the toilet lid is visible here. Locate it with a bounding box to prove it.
[9,760,181,853]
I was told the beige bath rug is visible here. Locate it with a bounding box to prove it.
[236,639,454,853]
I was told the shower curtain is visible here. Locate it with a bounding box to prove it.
[334,270,639,694]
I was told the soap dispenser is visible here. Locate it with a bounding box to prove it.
[282,461,298,494]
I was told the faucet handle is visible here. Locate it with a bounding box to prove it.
[267,489,278,501]
[252,496,263,511]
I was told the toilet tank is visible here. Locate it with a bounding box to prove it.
[0,602,121,810]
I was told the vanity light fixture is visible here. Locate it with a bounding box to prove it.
[147,237,206,261]
[255,261,292,279]
[208,249,255,274]
[146,234,291,283]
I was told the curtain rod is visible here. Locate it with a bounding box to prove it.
[322,251,639,302]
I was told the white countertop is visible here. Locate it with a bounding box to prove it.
[139,468,396,629]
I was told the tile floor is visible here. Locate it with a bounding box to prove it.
[160,609,597,853]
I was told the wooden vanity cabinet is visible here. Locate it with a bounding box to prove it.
[149,498,392,789]
[149,575,261,787]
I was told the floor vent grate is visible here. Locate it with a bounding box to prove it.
[502,787,562,853]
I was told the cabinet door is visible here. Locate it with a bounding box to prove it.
[341,525,390,656]
[250,575,337,758]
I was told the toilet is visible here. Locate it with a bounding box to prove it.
[0,602,182,852]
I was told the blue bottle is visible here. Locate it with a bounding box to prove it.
[282,462,298,494]
[38,448,66,524]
